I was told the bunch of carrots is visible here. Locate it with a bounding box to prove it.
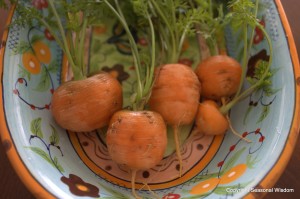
[2,0,274,198]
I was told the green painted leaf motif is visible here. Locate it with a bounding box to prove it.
[181,192,210,199]
[243,105,253,125]
[220,147,246,176]
[26,146,52,164]
[26,147,65,172]
[193,170,219,182]
[30,117,43,138]
[257,105,269,123]
[12,41,32,55]
[18,65,31,81]
[49,124,59,145]
[30,34,44,45]
[246,154,260,169]
[264,87,281,97]
[98,181,131,199]
[53,156,65,173]
[47,60,59,73]
[180,189,211,199]
[34,67,51,92]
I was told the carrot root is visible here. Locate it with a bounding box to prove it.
[131,169,141,199]
[142,183,160,199]
[226,115,252,143]
[173,125,183,177]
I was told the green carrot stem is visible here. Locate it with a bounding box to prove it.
[149,0,177,63]
[177,18,193,61]
[143,12,156,99]
[220,24,273,115]
[209,0,213,18]
[234,23,248,98]
[247,0,259,55]
[48,0,84,80]
[206,37,218,56]
[115,0,144,106]
[157,23,170,63]
[171,0,179,54]
[104,0,143,107]
[66,31,75,62]
[216,30,226,54]
[78,18,88,76]
[38,18,84,80]
[39,18,64,52]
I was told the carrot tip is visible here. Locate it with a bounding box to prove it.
[173,125,183,178]
[231,129,252,143]
[226,115,252,143]
[131,169,142,199]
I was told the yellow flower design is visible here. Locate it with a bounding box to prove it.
[22,52,41,74]
[190,177,220,195]
[33,41,51,64]
[219,164,247,185]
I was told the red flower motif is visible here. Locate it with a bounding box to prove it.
[255,128,261,134]
[61,174,100,198]
[253,31,264,44]
[162,193,181,199]
[32,0,48,10]
[13,89,19,95]
[218,161,224,167]
[242,132,248,138]
[138,38,148,46]
[30,105,36,110]
[229,145,236,152]
[253,18,265,44]
[45,104,50,110]
[259,136,265,142]
[18,78,24,84]
[44,29,55,41]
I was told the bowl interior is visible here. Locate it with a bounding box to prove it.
[1,0,298,198]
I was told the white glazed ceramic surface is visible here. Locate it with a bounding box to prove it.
[0,0,299,199]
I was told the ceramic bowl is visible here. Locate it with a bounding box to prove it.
[0,0,299,199]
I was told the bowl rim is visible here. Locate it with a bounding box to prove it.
[245,0,300,198]
[0,1,299,199]
[0,4,56,199]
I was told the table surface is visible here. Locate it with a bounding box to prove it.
[0,1,299,199]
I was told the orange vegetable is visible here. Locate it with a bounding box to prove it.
[194,100,229,135]
[106,110,167,198]
[149,63,201,176]
[195,55,242,100]
[51,72,122,132]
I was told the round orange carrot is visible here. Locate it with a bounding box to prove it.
[51,72,123,132]
[106,110,167,170]
[149,64,201,125]
[149,63,201,176]
[194,100,229,135]
[195,55,242,100]
[106,110,167,198]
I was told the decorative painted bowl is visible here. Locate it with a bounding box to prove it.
[0,0,299,199]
